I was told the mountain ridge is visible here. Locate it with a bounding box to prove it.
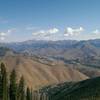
[0,39,100,90]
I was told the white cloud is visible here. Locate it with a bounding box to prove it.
[32,28,59,37]
[93,29,100,34]
[47,28,59,34]
[64,27,84,36]
[32,28,59,40]
[0,32,6,36]
[0,28,16,41]
[0,37,5,40]
[8,28,16,33]
[0,32,7,40]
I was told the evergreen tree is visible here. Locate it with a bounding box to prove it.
[2,70,8,100]
[9,69,17,100]
[30,88,33,100]
[26,87,31,100]
[0,64,2,100]
[17,76,25,100]
[0,63,8,100]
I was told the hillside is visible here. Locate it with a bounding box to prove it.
[0,40,100,99]
[1,45,97,99]
[0,55,89,90]
[0,47,15,56]
[41,77,100,100]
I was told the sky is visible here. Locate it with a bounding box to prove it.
[0,0,100,42]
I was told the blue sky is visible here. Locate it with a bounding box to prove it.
[0,0,100,42]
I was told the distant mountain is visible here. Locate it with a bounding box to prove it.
[1,39,100,67]
[0,39,100,90]
[0,47,15,56]
[41,77,100,100]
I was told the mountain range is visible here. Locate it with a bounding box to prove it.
[0,39,100,90]
[1,39,100,66]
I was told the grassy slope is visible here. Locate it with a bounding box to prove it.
[0,55,88,90]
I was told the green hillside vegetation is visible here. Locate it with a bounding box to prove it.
[42,77,100,100]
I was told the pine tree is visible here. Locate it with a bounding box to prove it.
[17,76,25,100]
[26,87,31,100]
[30,88,33,100]
[0,63,8,100]
[2,69,8,100]
[9,69,17,100]
[0,66,2,100]
[0,63,2,100]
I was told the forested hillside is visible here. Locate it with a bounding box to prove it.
[41,77,100,100]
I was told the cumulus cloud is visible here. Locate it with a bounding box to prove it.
[0,28,16,41]
[0,32,6,36]
[47,28,59,34]
[64,27,84,36]
[93,29,100,34]
[32,28,59,37]
[0,32,7,40]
